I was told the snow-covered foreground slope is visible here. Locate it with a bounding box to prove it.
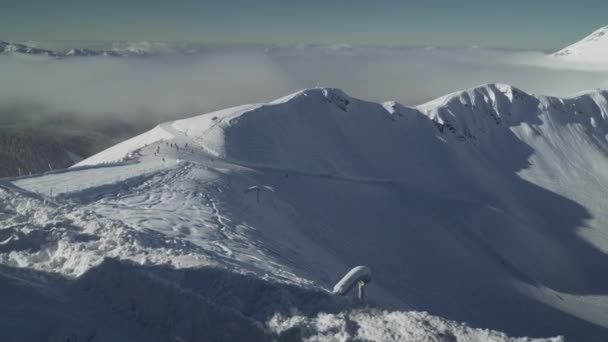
[5,84,608,341]
[553,25,608,65]
[0,177,551,342]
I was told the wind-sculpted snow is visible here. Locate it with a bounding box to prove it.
[0,258,554,342]
[0,184,549,341]
[268,310,562,342]
[0,186,210,276]
[6,84,608,340]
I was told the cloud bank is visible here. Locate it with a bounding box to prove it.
[2,45,608,123]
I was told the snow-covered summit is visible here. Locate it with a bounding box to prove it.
[553,25,608,63]
[76,86,429,179]
[7,83,608,340]
[78,83,608,177]
[417,83,539,139]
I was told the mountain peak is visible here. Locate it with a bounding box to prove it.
[417,83,528,110]
[268,87,353,112]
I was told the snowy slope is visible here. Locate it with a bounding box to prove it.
[553,25,608,64]
[0,182,552,342]
[5,84,608,340]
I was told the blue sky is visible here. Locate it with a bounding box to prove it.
[2,0,607,49]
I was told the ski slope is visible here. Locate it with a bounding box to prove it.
[4,84,608,340]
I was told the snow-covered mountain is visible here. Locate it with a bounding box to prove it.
[0,40,233,57]
[0,40,59,56]
[553,25,608,63]
[3,84,608,341]
[0,40,145,57]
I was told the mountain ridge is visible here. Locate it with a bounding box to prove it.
[76,83,608,175]
[6,82,608,340]
[0,39,148,57]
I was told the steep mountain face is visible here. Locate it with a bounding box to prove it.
[553,25,608,63]
[3,85,608,341]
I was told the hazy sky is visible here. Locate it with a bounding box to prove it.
[2,0,607,49]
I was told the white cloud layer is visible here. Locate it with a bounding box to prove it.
[2,45,608,122]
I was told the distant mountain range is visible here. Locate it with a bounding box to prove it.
[0,40,125,57]
[4,25,608,61]
[0,40,208,57]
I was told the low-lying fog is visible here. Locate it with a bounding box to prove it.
[2,44,608,127]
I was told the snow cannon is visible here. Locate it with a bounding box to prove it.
[333,266,372,301]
